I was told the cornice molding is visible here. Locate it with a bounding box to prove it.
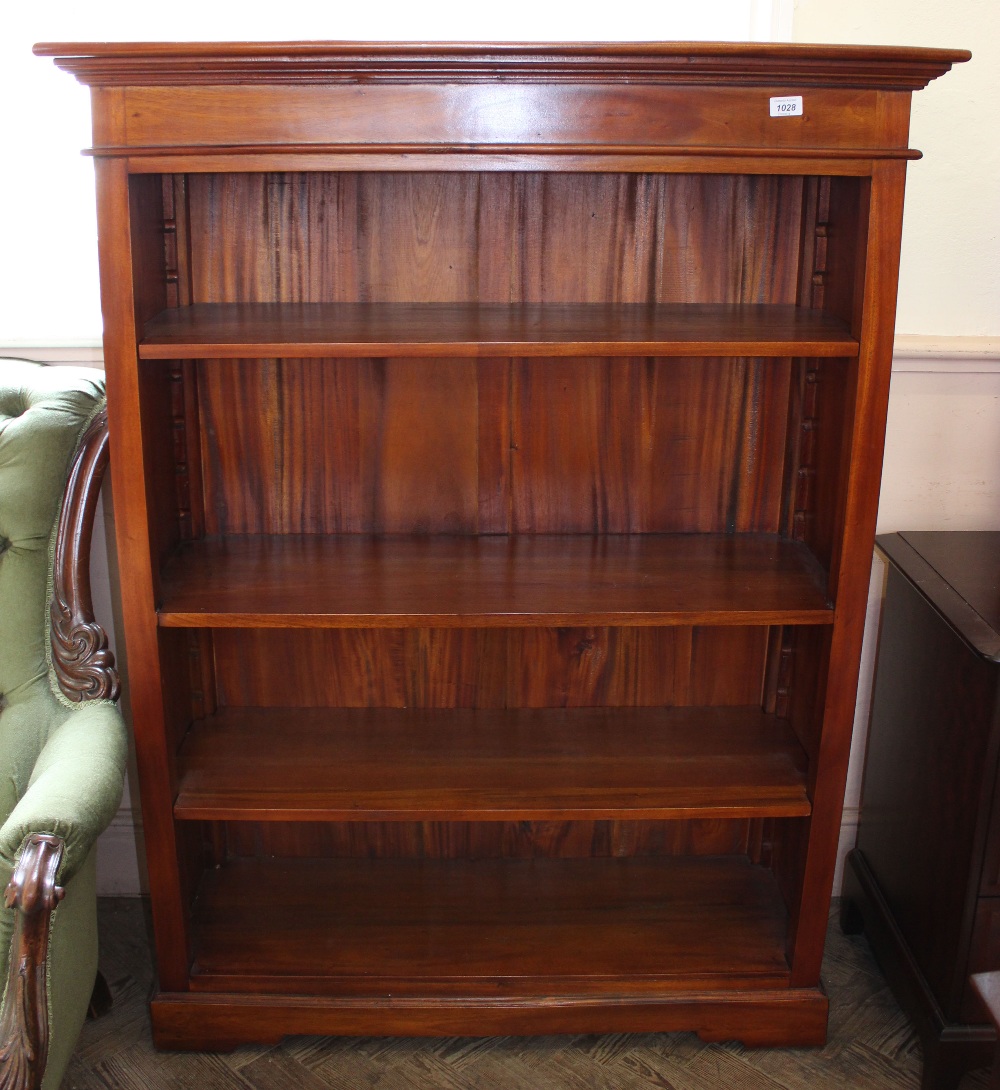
[33,41,969,91]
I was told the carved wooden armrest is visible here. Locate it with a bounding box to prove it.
[49,407,120,703]
[0,835,65,1090]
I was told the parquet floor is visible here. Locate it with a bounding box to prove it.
[64,898,991,1090]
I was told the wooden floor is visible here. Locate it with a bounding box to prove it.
[64,898,991,1090]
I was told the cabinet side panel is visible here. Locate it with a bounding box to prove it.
[127,177,185,574]
[821,178,868,336]
[769,624,831,943]
[789,178,863,569]
[137,361,184,567]
[799,358,851,575]
[788,162,905,985]
[184,173,804,306]
[858,567,1000,1018]
[96,163,192,989]
[799,179,866,573]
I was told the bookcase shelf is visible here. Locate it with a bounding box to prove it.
[173,705,811,821]
[187,856,792,996]
[157,533,833,629]
[41,38,967,1053]
[139,302,859,359]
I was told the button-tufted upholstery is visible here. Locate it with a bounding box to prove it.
[0,359,127,1089]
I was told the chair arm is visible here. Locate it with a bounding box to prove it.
[0,705,125,1088]
[0,702,127,885]
[49,405,119,704]
[0,836,64,1090]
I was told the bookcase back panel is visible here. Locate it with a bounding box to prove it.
[194,355,795,536]
[510,356,793,534]
[183,172,806,306]
[217,817,759,861]
[207,625,771,709]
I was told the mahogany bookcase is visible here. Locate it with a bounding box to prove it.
[37,40,967,1050]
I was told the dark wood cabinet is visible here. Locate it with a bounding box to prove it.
[845,531,1000,1090]
[37,40,966,1052]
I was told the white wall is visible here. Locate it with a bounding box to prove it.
[4,1,998,895]
[3,1,782,348]
[839,345,1000,889]
[794,0,999,338]
[0,1,794,896]
[791,0,1000,887]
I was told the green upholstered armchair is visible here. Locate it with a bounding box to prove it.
[0,360,128,1090]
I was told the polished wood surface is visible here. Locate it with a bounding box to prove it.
[190,856,790,992]
[39,39,966,1049]
[971,972,1000,1090]
[183,173,806,305]
[152,981,828,1049]
[0,837,65,1090]
[885,532,1000,660]
[35,43,966,174]
[34,40,969,90]
[209,625,771,709]
[157,534,832,628]
[140,302,858,359]
[845,532,1000,1090]
[220,816,764,864]
[174,706,810,821]
[194,355,800,536]
[49,407,120,702]
[93,158,193,992]
[67,897,942,1081]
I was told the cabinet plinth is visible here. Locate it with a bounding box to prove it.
[39,38,967,1049]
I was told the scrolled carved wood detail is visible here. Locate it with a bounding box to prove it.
[49,408,120,703]
[0,836,65,1090]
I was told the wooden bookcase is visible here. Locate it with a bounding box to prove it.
[38,41,967,1051]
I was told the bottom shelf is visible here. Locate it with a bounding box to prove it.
[156,855,828,1049]
[191,855,791,994]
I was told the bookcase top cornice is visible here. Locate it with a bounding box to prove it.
[33,41,969,90]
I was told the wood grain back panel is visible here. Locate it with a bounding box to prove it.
[178,172,822,536]
[510,356,793,533]
[195,355,795,535]
[196,357,480,535]
[208,625,769,709]
[185,173,805,306]
[173,170,826,876]
[219,818,757,861]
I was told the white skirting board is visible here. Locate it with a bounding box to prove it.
[5,337,997,897]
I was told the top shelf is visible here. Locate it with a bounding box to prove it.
[139,303,859,360]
